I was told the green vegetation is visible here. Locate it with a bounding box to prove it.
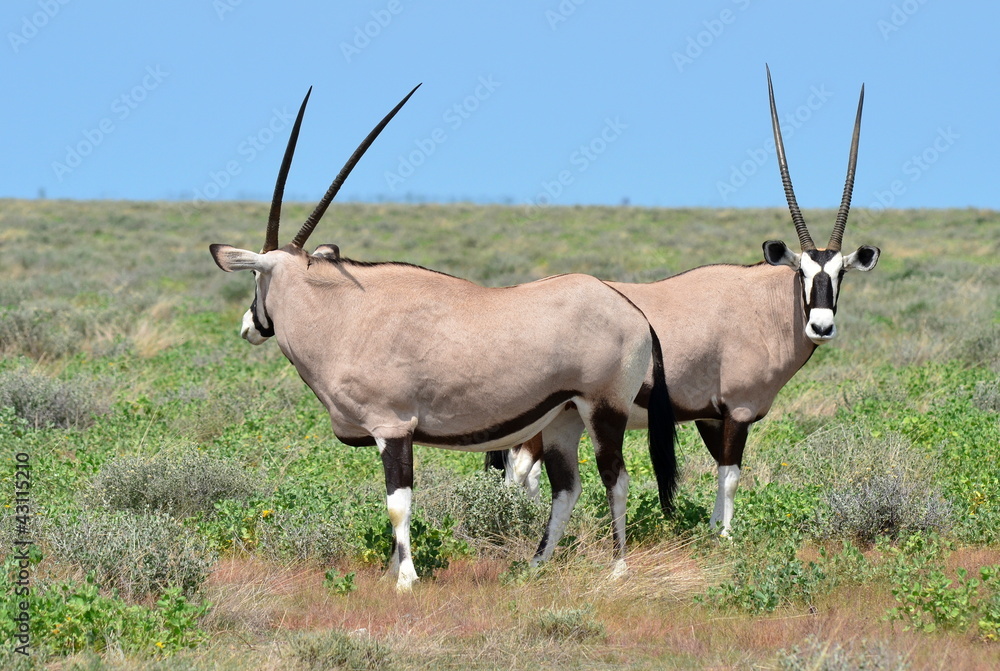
[1,200,998,668]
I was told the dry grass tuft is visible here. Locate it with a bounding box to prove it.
[204,556,322,635]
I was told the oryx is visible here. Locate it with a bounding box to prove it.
[487,66,880,534]
[208,86,678,590]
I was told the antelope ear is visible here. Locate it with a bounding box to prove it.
[762,240,801,269]
[210,244,270,272]
[843,245,880,272]
[312,243,341,260]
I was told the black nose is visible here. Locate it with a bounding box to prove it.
[811,323,834,338]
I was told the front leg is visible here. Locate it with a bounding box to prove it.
[696,417,749,536]
[376,434,417,591]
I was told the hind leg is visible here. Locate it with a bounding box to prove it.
[582,402,631,576]
[510,433,544,501]
[532,411,585,565]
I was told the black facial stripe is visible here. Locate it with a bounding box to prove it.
[811,272,835,310]
[250,295,275,338]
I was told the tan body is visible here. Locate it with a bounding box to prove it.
[262,249,652,449]
[613,262,814,431]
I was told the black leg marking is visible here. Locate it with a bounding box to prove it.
[379,435,414,575]
[590,405,630,557]
[380,436,414,495]
[697,416,750,467]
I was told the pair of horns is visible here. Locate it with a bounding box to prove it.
[767,65,863,252]
[261,83,422,253]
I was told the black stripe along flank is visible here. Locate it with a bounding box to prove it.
[334,390,579,449]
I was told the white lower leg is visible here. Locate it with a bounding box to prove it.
[510,446,535,488]
[386,488,418,591]
[608,470,630,578]
[532,487,580,565]
[524,460,542,502]
[709,465,741,536]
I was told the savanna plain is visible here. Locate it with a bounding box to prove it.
[1,200,999,670]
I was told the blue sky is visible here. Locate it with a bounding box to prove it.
[3,1,997,212]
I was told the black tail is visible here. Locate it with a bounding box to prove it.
[484,449,508,474]
[646,326,678,515]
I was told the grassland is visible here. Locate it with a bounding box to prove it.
[1,199,999,669]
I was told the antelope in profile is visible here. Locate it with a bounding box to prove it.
[208,86,678,590]
[489,67,880,535]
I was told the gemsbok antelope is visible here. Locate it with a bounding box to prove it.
[208,86,678,590]
[488,66,880,535]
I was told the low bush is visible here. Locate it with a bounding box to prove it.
[0,367,106,429]
[258,506,352,561]
[816,472,952,545]
[46,510,215,599]
[286,629,392,671]
[529,607,606,643]
[444,471,544,547]
[88,448,259,518]
[775,635,909,671]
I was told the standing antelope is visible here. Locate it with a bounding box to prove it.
[208,85,678,590]
[489,67,880,535]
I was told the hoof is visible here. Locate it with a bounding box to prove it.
[395,574,418,592]
[609,559,628,581]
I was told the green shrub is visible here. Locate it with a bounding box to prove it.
[0,563,209,659]
[885,533,1000,639]
[46,510,215,598]
[452,471,544,543]
[88,448,259,518]
[775,635,909,670]
[258,506,352,561]
[286,629,392,671]
[358,513,470,580]
[816,472,952,545]
[702,533,826,614]
[197,498,272,554]
[0,368,106,429]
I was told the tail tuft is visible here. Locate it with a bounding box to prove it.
[646,327,678,515]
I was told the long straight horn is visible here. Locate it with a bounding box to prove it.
[290,83,422,249]
[767,65,815,252]
[829,85,864,252]
[263,87,312,253]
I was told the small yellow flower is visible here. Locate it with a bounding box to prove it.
[781,462,789,467]
[156,641,165,649]
[261,509,273,518]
